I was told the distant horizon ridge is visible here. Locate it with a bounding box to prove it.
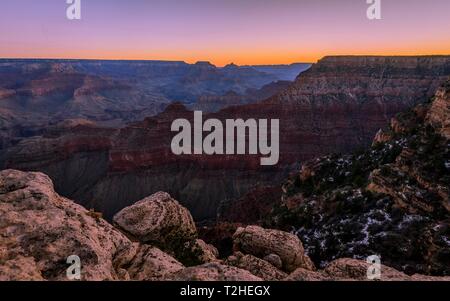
[1,54,449,67]
[0,57,314,67]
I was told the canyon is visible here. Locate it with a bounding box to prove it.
[0,56,450,221]
[0,59,307,149]
[0,55,449,279]
[1,56,449,222]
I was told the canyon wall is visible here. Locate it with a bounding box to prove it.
[0,59,303,149]
[267,80,450,275]
[3,56,450,221]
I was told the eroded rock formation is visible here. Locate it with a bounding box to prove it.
[3,56,449,221]
[113,192,197,248]
[1,169,448,281]
[232,225,315,272]
[0,170,183,280]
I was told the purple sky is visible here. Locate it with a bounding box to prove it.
[1,0,449,65]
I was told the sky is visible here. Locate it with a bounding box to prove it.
[0,0,449,66]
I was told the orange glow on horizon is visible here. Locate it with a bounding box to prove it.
[2,49,450,67]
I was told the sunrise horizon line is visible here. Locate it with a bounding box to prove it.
[1,53,450,67]
[0,56,315,67]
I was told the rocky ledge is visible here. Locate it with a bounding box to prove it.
[267,80,450,276]
[1,169,448,281]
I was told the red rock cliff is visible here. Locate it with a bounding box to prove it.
[3,56,450,220]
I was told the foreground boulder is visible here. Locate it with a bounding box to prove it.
[2,169,448,281]
[0,170,183,281]
[286,258,450,281]
[263,254,283,270]
[285,268,332,281]
[113,192,217,266]
[179,239,219,266]
[323,258,450,281]
[0,254,45,281]
[232,226,315,272]
[323,258,411,281]
[226,252,287,280]
[164,262,262,281]
[124,245,184,280]
[113,192,197,250]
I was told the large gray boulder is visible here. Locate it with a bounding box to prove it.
[226,252,287,280]
[232,225,315,273]
[113,192,197,250]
